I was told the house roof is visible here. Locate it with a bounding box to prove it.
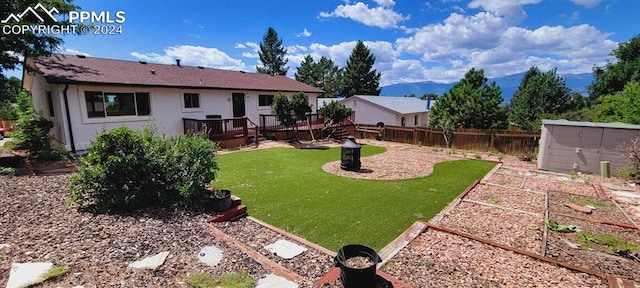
[342,95,430,114]
[29,54,323,93]
[542,119,640,130]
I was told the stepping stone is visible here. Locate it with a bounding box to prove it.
[264,240,307,259]
[128,251,169,269]
[198,246,223,266]
[6,262,53,288]
[256,273,298,288]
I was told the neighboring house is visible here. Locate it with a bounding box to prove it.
[537,119,640,176]
[22,54,322,152]
[317,97,345,110]
[340,95,433,127]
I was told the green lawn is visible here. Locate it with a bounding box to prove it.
[214,145,495,251]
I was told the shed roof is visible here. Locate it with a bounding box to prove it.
[342,95,429,114]
[542,119,640,130]
[29,54,323,93]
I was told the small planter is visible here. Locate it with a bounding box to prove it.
[208,188,232,212]
[334,244,381,288]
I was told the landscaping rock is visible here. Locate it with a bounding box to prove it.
[128,251,169,269]
[564,203,592,214]
[264,240,307,259]
[198,246,223,266]
[0,243,10,249]
[256,273,298,288]
[6,262,53,288]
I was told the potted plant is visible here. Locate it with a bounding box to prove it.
[206,187,232,212]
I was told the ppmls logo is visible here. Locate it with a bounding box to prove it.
[2,3,125,35]
[1,3,59,24]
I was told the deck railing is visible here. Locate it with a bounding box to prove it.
[183,117,250,142]
[259,113,355,133]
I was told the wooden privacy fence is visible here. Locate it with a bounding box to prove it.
[355,124,540,155]
[0,120,16,129]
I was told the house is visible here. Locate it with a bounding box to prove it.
[22,53,322,152]
[340,95,433,127]
[537,119,640,176]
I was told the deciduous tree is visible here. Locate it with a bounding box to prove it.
[256,27,288,75]
[508,67,573,131]
[592,82,640,124]
[588,34,640,104]
[430,68,505,134]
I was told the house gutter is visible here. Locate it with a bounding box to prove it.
[62,84,76,153]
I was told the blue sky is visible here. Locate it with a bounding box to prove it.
[6,0,640,85]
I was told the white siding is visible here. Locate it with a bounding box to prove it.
[343,99,397,126]
[27,77,318,151]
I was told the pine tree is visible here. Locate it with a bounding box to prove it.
[315,56,343,98]
[256,27,289,75]
[342,41,381,97]
[295,55,315,85]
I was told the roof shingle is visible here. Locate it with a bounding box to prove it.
[30,54,323,93]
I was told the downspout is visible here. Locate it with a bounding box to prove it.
[62,84,76,153]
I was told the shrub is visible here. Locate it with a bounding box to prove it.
[616,136,640,181]
[69,126,218,213]
[13,114,54,156]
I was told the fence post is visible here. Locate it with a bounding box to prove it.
[413,127,418,145]
[490,132,495,150]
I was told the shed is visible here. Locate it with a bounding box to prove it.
[340,95,433,127]
[537,119,640,176]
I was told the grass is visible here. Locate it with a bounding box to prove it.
[214,145,495,251]
[186,272,256,288]
[577,231,640,253]
[29,265,69,286]
[568,195,612,208]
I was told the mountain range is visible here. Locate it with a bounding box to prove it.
[380,72,594,104]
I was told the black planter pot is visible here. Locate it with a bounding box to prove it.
[334,244,382,288]
[209,189,232,212]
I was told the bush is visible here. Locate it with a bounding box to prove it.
[69,126,218,213]
[13,114,54,156]
[618,167,640,181]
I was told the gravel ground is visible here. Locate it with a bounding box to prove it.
[525,175,597,197]
[381,229,606,288]
[213,218,335,282]
[438,201,544,254]
[484,172,526,189]
[548,191,633,224]
[0,174,270,287]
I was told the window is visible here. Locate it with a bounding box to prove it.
[184,93,200,108]
[414,115,418,126]
[46,91,55,117]
[84,91,151,118]
[401,116,406,127]
[258,94,274,107]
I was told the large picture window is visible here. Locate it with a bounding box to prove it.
[258,94,274,107]
[85,91,151,118]
[184,93,200,109]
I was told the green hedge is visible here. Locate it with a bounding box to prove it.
[69,126,218,213]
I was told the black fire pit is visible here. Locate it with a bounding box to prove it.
[340,136,361,171]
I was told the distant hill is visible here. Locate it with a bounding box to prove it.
[380,72,594,104]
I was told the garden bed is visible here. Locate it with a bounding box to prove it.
[381,228,606,287]
[545,214,640,282]
[548,191,634,225]
[438,201,544,254]
[464,183,545,214]
[483,172,525,189]
[525,175,596,196]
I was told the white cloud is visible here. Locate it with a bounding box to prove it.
[295,28,312,37]
[572,0,601,8]
[468,0,541,23]
[318,1,409,29]
[60,48,90,56]
[131,45,247,71]
[373,0,395,8]
[287,45,308,54]
[234,43,246,49]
